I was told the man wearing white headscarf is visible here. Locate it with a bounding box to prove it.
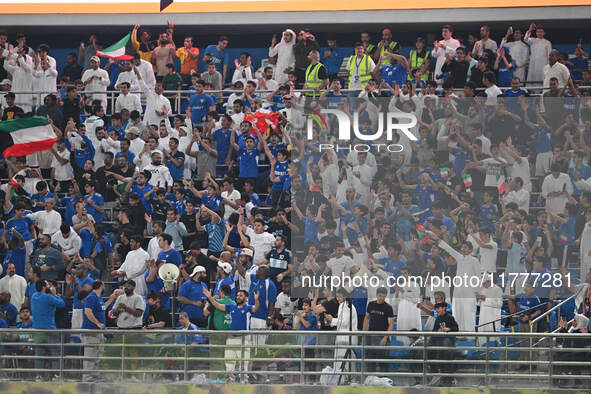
[268,29,296,84]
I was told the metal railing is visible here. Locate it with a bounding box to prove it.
[0,329,590,387]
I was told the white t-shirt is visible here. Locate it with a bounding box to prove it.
[485,85,503,106]
[327,255,355,277]
[51,229,82,256]
[30,210,62,236]
[275,292,297,315]
[51,148,73,181]
[221,189,241,220]
[245,228,276,265]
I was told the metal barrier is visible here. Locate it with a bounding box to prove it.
[0,329,590,387]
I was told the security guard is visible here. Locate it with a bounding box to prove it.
[408,37,431,81]
[347,42,376,91]
[303,50,329,97]
[372,28,401,65]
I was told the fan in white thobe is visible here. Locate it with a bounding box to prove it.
[395,270,422,331]
[115,246,149,296]
[476,277,503,344]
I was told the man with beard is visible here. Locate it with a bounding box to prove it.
[81,56,109,112]
[65,263,93,329]
[133,64,171,127]
[142,150,173,192]
[257,66,279,92]
[112,280,145,329]
[151,30,176,79]
[204,287,260,381]
[177,265,208,327]
[111,235,149,296]
[30,234,65,281]
[263,234,292,287]
[95,151,118,208]
[145,292,172,328]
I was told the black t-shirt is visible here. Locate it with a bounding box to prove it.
[441,60,470,88]
[147,305,172,328]
[366,301,394,331]
[96,165,118,202]
[61,97,82,125]
[319,298,339,330]
[2,105,24,120]
[151,199,172,222]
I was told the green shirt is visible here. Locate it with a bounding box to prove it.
[162,73,183,92]
[211,297,235,330]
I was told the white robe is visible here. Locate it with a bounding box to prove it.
[140,79,171,127]
[81,67,110,110]
[438,240,480,332]
[541,173,573,220]
[525,32,551,83]
[4,54,34,111]
[119,248,149,296]
[580,221,591,280]
[32,67,58,102]
[477,284,503,333]
[396,279,422,331]
[431,38,460,84]
[268,29,296,84]
[503,39,529,81]
[0,274,27,311]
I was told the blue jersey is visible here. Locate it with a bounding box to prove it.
[82,291,106,329]
[225,303,254,330]
[248,275,277,320]
[60,196,81,226]
[145,271,170,310]
[157,248,183,267]
[214,274,236,299]
[166,151,185,181]
[558,216,576,246]
[380,64,407,88]
[570,164,591,196]
[107,125,126,140]
[115,150,135,164]
[302,216,319,245]
[189,93,215,125]
[204,220,225,253]
[3,246,26,277]
[272,160,289,190]
[267,248,292,283]
[178,280,207,319]
[480,204,499,232]
[497,60,515,87]
[31,191,55,212]
[31,292,65,329]
[535,125,552,154]
[131,181,154,213]
[202,44,229,73]
[212,128,233,164]
[84,192,105,222]
[5,217,34,241]
[72,275,94,309]
[238,147,260,178]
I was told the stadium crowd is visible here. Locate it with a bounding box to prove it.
[0,21,590,385]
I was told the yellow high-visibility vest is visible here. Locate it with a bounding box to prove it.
[408,49,430,81]
[348,54,372,89]
[305,62,324,96]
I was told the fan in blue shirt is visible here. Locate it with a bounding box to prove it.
[212,119,234,168]
[0,297,18,326]
[249,267,277,321]
[233,135,260,179]
[82,283,106,329]
[31,281,66,329]
[379,59,408,88]
[206,289,259,330]
[189,81,215,126]
[31,182,55,212]
[201,42,229,74]
[157,247,183,267]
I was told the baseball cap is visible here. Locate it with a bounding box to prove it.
[218,261,232,274]
[90,55,100,63]
[240,248,253,257]
[190,265,206,277]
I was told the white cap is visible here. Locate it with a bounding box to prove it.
[190,265,206,277]
[218,261,232,274]
[240,248,253,257]
[90,55,100,63]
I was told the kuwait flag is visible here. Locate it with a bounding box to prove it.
[462,174,472,188]
[0,117,58,158]
[416,223,430,244]
[496,173,507,195]
[96,32,135,60]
